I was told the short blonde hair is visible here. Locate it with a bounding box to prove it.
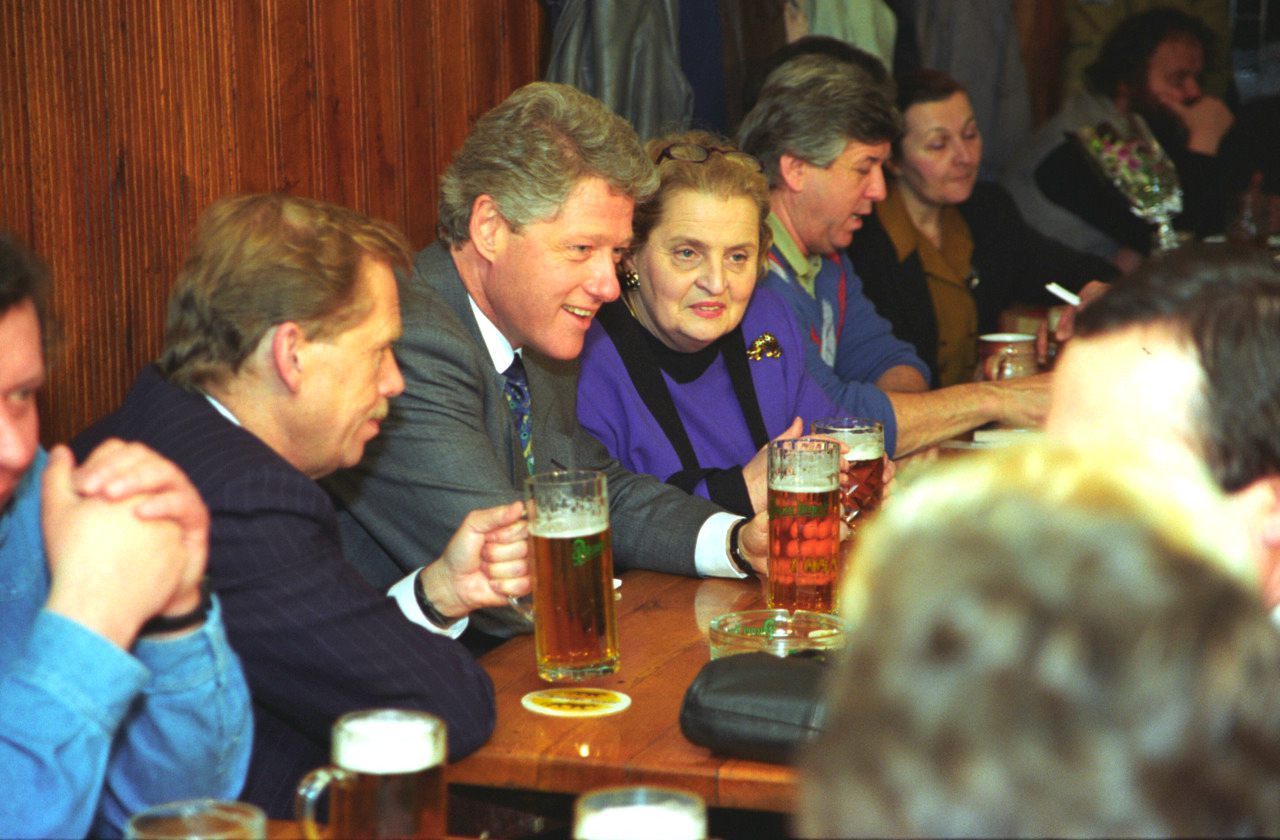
[800,442,1280,837]
[159,193,410,391]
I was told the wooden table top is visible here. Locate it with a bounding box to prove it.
[447,570,797,813]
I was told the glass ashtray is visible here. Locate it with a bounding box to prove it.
[708,609,845,659]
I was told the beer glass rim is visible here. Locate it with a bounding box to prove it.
[574,784,707,825]
[525,468,607,490]
[811,416,884,433]
[125,799,266,839]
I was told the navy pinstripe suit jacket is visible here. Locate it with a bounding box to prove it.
[73,366,495,819]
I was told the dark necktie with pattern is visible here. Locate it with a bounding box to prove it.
[503,354,534,476]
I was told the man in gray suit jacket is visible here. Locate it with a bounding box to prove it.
[327,82,770,640]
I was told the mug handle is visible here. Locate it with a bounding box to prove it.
[508,593,534,621]
[295,766,351,840]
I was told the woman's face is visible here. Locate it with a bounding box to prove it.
[631,190,761,353]
[895,91,982,208]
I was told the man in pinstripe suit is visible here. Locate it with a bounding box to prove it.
[74,194,528,818]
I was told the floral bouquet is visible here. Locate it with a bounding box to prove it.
[1075,118,1184,252]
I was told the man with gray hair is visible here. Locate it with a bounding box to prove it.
[739,56,1051,456]
[328,81,771,645]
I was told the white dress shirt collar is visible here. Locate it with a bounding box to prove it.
[468,295,519,374]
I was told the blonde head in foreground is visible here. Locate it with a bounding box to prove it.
[799,442,1280,838]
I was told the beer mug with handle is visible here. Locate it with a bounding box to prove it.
[767,438,842,613]
[295,709,446,840]
[515,469,619,681]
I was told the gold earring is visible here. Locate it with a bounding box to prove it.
[619,266,640,290]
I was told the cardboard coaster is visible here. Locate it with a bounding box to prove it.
[521,688,631,718]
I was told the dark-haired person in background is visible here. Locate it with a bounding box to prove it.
[1002,7,1242,269]
[852,68,1115,387]
[0,233,252,837]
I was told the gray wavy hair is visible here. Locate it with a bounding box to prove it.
[737,54,901,190]
[437,82,658,245]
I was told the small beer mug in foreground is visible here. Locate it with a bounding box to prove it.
[126,800,265,840]
[295,709,446,840]
[525,469,619,682]
[574,786,706,840]
[767,438,841,613]
[811,417,886,531]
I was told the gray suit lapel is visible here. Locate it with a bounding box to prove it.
[413,242,526,481]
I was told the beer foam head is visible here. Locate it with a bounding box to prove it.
[575,804,705,840]
[842,440,884,460]
[333,710,445,774]
[769,472,838,493]
[529,509,608,538]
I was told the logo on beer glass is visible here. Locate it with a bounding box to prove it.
[767,438,841,613]
[524,470,619,682]
[295,709,447,840]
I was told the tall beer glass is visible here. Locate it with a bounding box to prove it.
[811,417,886,530]
[295,709,446,840]
[767,438,841,612]
[526,469,619,681]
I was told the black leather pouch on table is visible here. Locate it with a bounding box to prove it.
[678,651,829,765]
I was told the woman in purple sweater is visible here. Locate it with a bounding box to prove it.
[577,131,841,517]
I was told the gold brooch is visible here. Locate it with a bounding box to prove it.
[746,332,782,361]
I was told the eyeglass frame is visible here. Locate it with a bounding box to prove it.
[653,142,764,173]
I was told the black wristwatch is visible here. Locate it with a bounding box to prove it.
[727,518,757,577]
[415,574,465,629]
[139,579,211,637]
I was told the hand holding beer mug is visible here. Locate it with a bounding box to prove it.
[811,417,886,534]
[522,470,619,681]
[767,438,841,612]
[295,709,446,840]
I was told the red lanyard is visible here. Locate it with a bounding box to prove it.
[767,250,847,347]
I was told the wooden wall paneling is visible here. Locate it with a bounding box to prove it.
[356,0,407,228]
[1,1,34,238]
[315,0,361,209]
[4,0,547,445]
[231,0,278,194]
[272,0,321,198]
[431,1,474,209]
[398,0,441,248]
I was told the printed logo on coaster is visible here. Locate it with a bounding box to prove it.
[521,688,631,718]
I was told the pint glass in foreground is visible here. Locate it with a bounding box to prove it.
[526,469,619,681]
[811,417,886,528]
[574,786,706,840]
[295,709,446,840]
[767,438,841,612]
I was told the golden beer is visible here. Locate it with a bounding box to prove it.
[297,709,446,840]
[844,455,886,520]
[329,765,447,840]
[530,523,619,681]
[767,484,841,612]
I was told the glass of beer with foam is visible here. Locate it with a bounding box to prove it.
[295,709,446,840]
[573,786,706,840]
[767,438,841,612]
[811,417,886,533]
[525,469,619,681]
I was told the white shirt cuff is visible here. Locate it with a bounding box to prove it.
[695,511,749,579]
[388,571,469,639]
